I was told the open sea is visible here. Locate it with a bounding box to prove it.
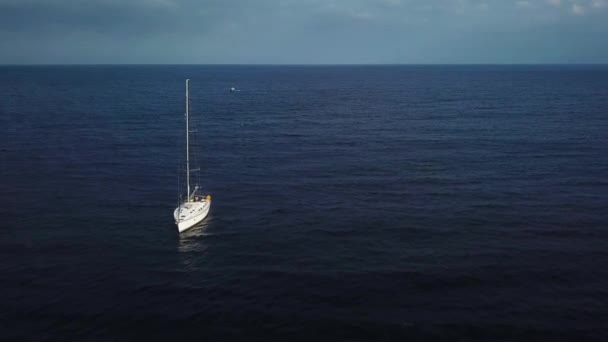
[1,65,607,340]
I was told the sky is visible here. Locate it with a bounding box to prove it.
[0,0,607,64]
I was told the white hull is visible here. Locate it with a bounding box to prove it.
[174,200,211,233]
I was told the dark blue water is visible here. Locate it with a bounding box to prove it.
[1,65,607,340]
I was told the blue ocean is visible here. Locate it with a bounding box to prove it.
[1,65,607,340]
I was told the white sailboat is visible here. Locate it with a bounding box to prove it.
[174,79,211,233]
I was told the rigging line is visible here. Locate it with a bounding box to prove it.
[178,84,189,205]
[176,112,183,208]
[190,94,198,190]
[195,115,203,188]
[190,93,204,191]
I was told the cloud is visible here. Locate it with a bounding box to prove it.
[382,0,401,7]
[477,2,489,11]
[0,0,184,34]
[572,3,586,14]
[516,1,533,9]
[0,0,607,64]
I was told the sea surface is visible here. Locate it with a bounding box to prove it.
[1,65,607,340]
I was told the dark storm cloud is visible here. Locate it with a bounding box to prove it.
[1,0,607,63]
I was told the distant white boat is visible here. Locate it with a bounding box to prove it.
[230,87,240,92]
[173,79,211,233]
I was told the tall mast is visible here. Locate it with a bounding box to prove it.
[186,79,190,201]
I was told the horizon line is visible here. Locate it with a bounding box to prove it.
[1,62,608,67]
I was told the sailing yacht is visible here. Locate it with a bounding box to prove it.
[174,79,211,233]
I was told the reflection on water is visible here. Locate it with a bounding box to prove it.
[177,215,214,253]
[176,216,215,272]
